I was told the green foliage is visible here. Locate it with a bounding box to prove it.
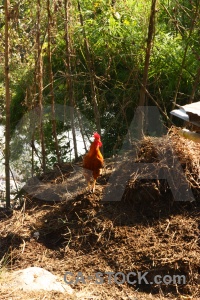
[10,88,27,132]
[1,0,200,172]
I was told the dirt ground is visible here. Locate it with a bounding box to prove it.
[0,129,199,299]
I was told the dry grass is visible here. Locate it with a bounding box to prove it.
[0,127,199,299]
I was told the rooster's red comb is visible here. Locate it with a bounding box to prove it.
[93,132,101,139]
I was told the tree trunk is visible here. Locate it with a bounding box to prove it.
[77,109,87,152]
[137,0,157,139]
[4,0,11,208]
[47,0,61,164]
[64,0,78,161]
[37,0,46,171]
[77,1,101,135]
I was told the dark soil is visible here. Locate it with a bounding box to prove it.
[0,129,199,299]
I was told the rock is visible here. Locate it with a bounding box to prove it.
[1,267,73,295]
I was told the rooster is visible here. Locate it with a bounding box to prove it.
[83,132,104,193]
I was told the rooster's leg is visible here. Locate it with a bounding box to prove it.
[87,181,91,192]
[91,179,96,193]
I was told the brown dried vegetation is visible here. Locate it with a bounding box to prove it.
[0,127,199,299]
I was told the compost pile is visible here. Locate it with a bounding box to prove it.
[0,127,199,300]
